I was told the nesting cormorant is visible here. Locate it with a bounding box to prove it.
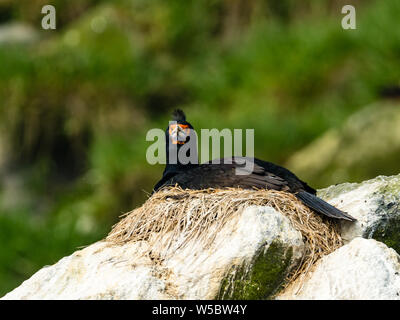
[153,109,356,222]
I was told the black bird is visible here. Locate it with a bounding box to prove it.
[153,109,356,222]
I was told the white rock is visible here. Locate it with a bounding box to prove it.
[277,238,400,300]
[318,174,400,243]
[1,206,304,300]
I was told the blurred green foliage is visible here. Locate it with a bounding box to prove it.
[0,0,399,296]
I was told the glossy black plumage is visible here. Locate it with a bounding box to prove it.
[153,110,356,222]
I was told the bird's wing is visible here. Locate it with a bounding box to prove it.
[166,157,290,191]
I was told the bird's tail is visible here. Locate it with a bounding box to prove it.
[296,191,356,222]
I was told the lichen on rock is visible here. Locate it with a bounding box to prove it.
[217,241,293,300]
[366,177,400,253]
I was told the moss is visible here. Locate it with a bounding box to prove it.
[366,180,400,254]
[216,242,293,300]
[371,216,400,254]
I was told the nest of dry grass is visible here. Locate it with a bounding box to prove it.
[106,187,343,287]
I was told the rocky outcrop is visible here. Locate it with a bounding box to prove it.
[2,173,400,300]
[276,173,400,299]
[1,206,304,300]
[318,174,400,253]
[277,238,400,300]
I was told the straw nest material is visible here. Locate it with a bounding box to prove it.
[106,186,343,287]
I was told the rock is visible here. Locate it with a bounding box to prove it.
[286,102,400,188]
[1,206,304,300]
[318,173,400,253]
[277,238,400,300]
[3,173,400,300]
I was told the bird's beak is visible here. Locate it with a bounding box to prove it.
[169,124,190,144]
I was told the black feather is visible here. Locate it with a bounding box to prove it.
[172,109,186,121]
[296,191,356,222]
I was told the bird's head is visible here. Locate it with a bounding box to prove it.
[166,109,194,146]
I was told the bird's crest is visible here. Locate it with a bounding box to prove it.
[172,109,186,121]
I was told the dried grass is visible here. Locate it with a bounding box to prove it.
[106,186,343,287]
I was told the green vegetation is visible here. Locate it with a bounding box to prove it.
[217,242,293,299]
[288,102,400,186]
[0,0,399,296]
